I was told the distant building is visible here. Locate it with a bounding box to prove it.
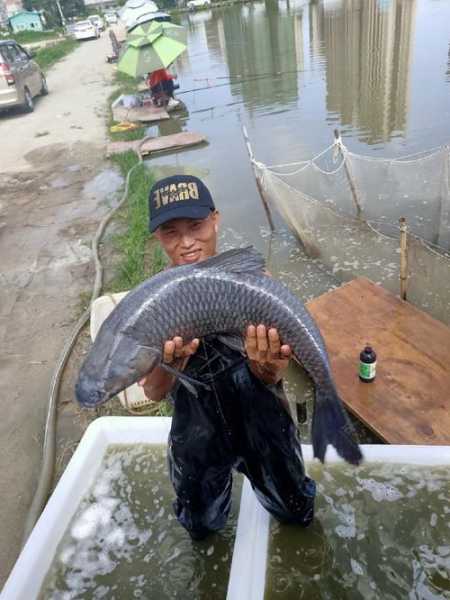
[84,0,116,7]
[8,9,45,32]
[0,0,22,28]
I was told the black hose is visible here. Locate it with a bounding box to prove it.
[22,139,151,545]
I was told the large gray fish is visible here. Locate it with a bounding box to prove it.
[76,247,362,465]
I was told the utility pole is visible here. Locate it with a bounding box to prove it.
[55,0,66,27]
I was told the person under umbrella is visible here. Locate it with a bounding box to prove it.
[146,67,178,107]
[118,21,187,82]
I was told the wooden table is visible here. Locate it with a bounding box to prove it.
[306,278,450,444]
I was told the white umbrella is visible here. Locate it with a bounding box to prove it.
[127,11,171,32]
[119,0,159,28]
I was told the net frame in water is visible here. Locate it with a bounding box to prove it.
[249,134,450,326]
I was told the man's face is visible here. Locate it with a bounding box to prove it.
[154,211,220,266]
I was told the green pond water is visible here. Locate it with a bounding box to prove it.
[39,444,242,600]
[266,462,450,599]
[149,0,450,257]
[39,445,450,599]
[145,0,450,424]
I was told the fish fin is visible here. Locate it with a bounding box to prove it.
[159,362,210,397]
[195,247,265,274]
[176,376,199,398]
[312,387,363,466]
[134,345,162,373]
[291,355,306,372]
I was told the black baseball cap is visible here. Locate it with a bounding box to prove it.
[148,174,215,233]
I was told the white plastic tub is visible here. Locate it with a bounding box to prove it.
[2,417,449,600]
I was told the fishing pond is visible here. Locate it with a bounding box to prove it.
[146,0,450,308]
[144,0,450,424]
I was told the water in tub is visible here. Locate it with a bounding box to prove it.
[39,444,242,599]
[39,445,450,599]
[266,462,450,599]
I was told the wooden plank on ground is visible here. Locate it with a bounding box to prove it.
[306,278,450,444]
[112,105,170,123]
[106,132,207,158]
[139,132,207,155]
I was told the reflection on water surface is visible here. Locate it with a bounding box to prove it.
[147,0,450,417]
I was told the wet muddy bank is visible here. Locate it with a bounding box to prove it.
[0,140,125,586]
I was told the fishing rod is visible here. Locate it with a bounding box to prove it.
[178,67,307,95]
[195,66,307,81]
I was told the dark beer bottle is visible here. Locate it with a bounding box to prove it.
[359,345,377,383]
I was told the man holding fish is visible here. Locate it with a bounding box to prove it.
[76,174,361,541]
[139,175,292,410]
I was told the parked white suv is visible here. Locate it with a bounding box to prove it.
[88,15,105,31]
[0,40,48,113]
[104,12,118,24]
[72,20,100,41]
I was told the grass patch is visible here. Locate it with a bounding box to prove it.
[154,400,173,416]
[115,70,141,91]
[111,125,147,142]
[0,30,63,44]
[34,38,78,72]
[109,150,167,292]
[100,77,174,415]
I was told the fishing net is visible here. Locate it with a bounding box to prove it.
[255,142,450,325]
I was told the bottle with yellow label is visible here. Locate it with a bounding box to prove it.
[359,345,377,382]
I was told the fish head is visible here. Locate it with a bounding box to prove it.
[75,375,108,408]
[75,334,161,408]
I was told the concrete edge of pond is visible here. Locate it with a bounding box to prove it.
[3,417,450,599]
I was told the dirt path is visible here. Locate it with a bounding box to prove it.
[0,34,115,172]
[0,33,122,587]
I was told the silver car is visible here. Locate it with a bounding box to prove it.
[0,40,48,113]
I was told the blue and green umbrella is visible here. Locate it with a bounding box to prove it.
[118,22,187,77]
[127,21,187,46]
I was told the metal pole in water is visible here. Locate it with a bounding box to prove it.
[242,125,275,232]
[334,129,363,217]
[399,217,408,301]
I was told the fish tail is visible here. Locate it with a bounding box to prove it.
[312,387,363,466]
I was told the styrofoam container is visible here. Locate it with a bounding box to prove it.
[90,293,151,410]
[2,417,449,600]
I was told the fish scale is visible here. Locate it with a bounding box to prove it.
[76,247,362,465]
